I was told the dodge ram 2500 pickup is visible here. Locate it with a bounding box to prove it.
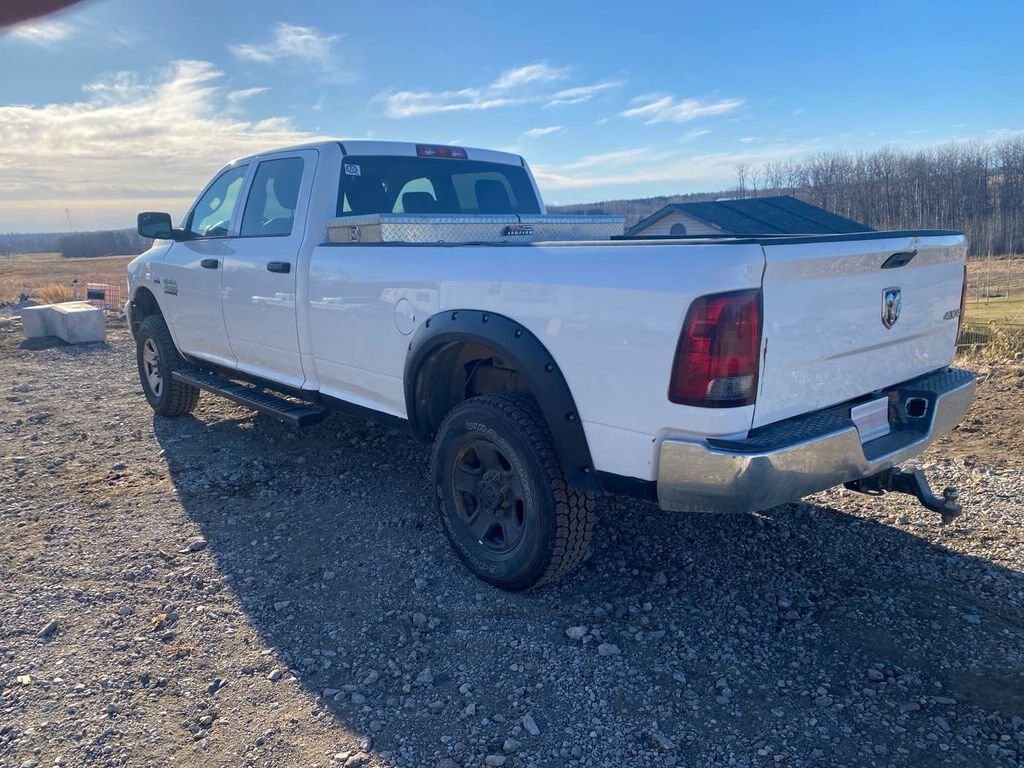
[128,140,976,590]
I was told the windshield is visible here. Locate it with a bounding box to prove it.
[337,155,541,217]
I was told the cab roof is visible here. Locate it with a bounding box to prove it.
[232,140,525,168]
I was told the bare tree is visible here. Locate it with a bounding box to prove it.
[734,164,750,198]
[736,137,1023,256]
[554,136,1023,255]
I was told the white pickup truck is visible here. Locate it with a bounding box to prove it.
[128,140,975,590]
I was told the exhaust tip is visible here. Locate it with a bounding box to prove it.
[905,397,929,419]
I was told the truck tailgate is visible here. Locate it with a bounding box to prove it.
[753,232,966,429]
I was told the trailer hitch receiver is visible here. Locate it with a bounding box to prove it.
[844,467,961,525]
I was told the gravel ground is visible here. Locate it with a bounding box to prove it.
[1,316,1023,768]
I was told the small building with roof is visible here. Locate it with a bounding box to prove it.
[624,195,870,237]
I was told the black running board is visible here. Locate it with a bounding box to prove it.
[172,369,326,427]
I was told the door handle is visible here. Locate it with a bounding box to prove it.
[881,250,917,269]
[266,261,291,274]
[200,258,219,269]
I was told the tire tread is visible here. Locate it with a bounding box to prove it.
[438,392,595,589]
[137,315,200,417]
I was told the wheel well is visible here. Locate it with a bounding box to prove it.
[412,340,530,440]
[129,287,161,336]
[404,310,599,491]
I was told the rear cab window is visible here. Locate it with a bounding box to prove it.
[337,156,541,217]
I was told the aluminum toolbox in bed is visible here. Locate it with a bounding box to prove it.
[326,213,624,244]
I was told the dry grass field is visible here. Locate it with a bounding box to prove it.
[0,252,133,304]
[965,258,1024,324]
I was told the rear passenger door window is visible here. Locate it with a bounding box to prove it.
[240,157,305,237]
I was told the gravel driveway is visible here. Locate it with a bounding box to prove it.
[2,316,1023,767]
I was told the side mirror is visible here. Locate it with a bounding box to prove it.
[137,212,185,241]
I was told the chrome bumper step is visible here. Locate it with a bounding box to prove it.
[656,367,976,514]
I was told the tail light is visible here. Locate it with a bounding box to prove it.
[669,289,762,407]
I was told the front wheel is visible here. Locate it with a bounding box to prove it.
[431,393,595,590]
[135,314,200,417]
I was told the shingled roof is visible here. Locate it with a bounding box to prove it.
[625,195,871,236]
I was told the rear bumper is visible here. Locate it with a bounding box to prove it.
[656,367,976,513]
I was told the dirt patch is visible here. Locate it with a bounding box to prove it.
[933,364,1024,467]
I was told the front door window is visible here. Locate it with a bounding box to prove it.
[188,165,248,238]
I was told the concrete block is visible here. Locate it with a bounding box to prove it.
[21,301,98,340]
[50,302,106,344]
[20,304,52,338]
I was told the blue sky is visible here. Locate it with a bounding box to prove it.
[1,0,1022,231]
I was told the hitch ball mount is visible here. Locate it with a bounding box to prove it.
[844,468,962,525]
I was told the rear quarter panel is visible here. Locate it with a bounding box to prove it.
[307,241,765,480]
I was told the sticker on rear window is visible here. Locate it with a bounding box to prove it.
[344,163,361,176]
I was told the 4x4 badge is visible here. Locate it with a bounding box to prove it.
[882,287,901,329]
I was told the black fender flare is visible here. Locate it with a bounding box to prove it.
[403,309,599,492]
[128,286,162,338]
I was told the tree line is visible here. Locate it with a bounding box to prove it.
[1,228,149,258]
[553,136,1024,257]
[732,136,1024,256]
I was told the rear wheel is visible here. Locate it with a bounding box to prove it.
[135,314,199,417]
[431,393,595,590]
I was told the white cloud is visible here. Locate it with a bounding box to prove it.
[379,88,518,118]
[379,63,619,118]
[556,147,659,171]
[0,60,317,230]
[532,142,812,192]
[544,81,624,108]
[492,63,569,90]
[103,27,140,46]
[5,19,75,46]
[621,95,744,124]
[523,126,565,138]
[681,128,712,141]
[227,87,270,104]
[6,18,141,49]
[81,71,143,99]
[230,23,351,81]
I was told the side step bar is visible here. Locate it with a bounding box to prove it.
[172,369,326,427]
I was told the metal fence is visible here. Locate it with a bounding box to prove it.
[72,282,125,312]
[957,321,1024,353]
